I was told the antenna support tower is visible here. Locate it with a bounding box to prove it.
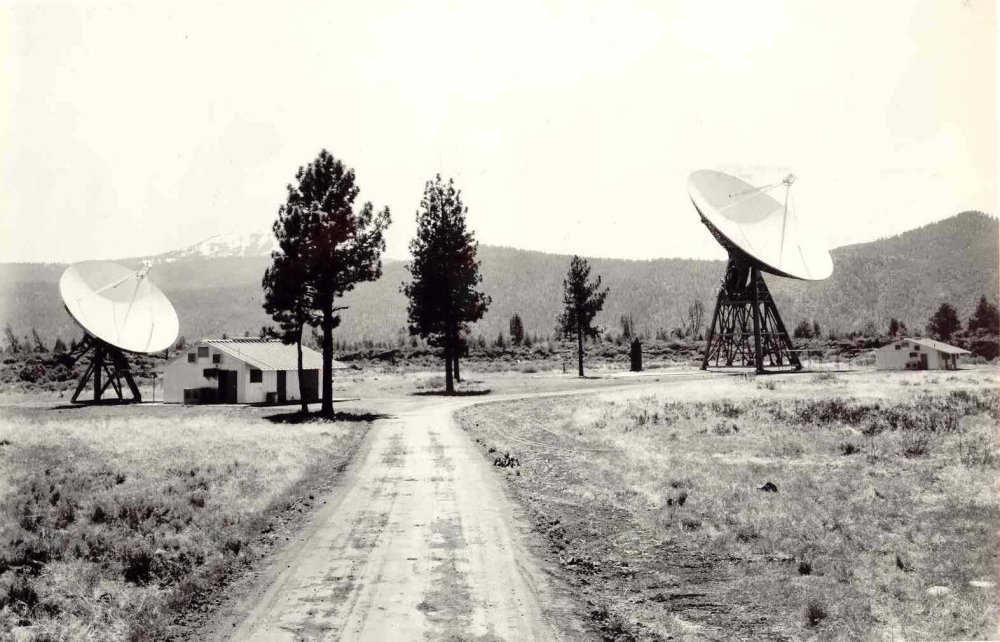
[700,227,802,374]
[68,335,142,403]
[687,169,832,373]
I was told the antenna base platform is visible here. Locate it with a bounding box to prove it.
[701,255,802,373]
[69,336,143,404]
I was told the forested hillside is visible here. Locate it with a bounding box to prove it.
[1,211,995,346]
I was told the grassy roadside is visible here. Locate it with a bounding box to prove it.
[457,370,1000,640]
[0,405,371,641]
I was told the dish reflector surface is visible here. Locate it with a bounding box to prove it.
[688,170,833,281]
[60,261,179,353]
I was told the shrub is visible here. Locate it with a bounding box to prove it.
[838,441,861,455]
[122,545,154,585]
[805,600,828,627]
[958,434,996,467]
[900,433,930,458]
[713,421,736,435]
[0,576,39,614]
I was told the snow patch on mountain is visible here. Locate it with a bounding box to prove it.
[157,224,277,261]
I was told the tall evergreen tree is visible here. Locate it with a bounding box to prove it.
[928,302,961,341]
[269,150,390,417]
[509,314,525,346]
[403,175,490,394]
[967,296,999,334]
[557,256,609,377]
[263,201,318,413]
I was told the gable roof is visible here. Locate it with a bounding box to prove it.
[201,339,346,371]
[880,337,971,355]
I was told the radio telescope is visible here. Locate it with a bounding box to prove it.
[688,170,833,373]
[59,260,179,402]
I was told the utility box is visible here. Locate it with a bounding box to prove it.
[630,338,643,372]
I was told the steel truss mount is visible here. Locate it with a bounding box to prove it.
[701,255,802,374]
[69,336,142,403]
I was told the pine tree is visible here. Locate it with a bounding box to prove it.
[3,323,20,354]
[557,256,609,377]
[620,313,635,341]
[793,320,814,339]
[888,318,900,337]
[269,150,390,416]
[263,202,319,413]
[509,314,525,346]
[967,296,999,334]
[403,175,490,394]
[30,328,46,353]
[928,303,961,341]
[52,337,67,354]
[686,300,704,339]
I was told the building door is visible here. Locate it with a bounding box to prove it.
[919,354,928,370]
[301,370,319,401]
[277,370,286,403]
[218,370,238,403]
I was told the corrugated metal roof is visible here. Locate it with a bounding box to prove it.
[202,339,347,371]
[880,337,971,355]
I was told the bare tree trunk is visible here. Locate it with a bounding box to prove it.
[453,352,461,384]
[296,324,307,414]
[321,304,334,417]
[577,325,584,377]
[444,339,454,394]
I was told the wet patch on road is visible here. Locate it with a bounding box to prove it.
[381,431,408,467]
[419,515,474,638]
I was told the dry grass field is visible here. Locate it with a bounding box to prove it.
[458,369,1000,640]
[0,404,371,641]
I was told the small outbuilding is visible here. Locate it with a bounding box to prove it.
[162,338,346,404]
[874,337,970,371]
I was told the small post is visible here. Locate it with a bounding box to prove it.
[630,338,643,372]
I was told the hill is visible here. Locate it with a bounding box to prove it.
[0,212,996,346]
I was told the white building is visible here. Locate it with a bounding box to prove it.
[162,339,346,404]
[874,337,970,370]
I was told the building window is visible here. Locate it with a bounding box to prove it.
[914,345,920,351]
[909,352,917,358]
[198,346,209,358]
[203,368,218,379]
[895,345,900,350]
[250,369,262,383]
[187,353,196,363]
[213,354,221,364]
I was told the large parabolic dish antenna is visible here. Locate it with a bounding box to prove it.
[59,260,179,402]
[60,261,179,353]
[688,170,834,373]
[688,170,832,280]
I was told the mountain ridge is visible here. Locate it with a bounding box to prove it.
[0,211,996,346]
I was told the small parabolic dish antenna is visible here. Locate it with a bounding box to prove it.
[59,260,179,403]
[687,170,834,373]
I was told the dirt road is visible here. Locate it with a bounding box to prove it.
[214,395,573,641]
[206,374,721,641]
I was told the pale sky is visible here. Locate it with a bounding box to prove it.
[1,0,996,263]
